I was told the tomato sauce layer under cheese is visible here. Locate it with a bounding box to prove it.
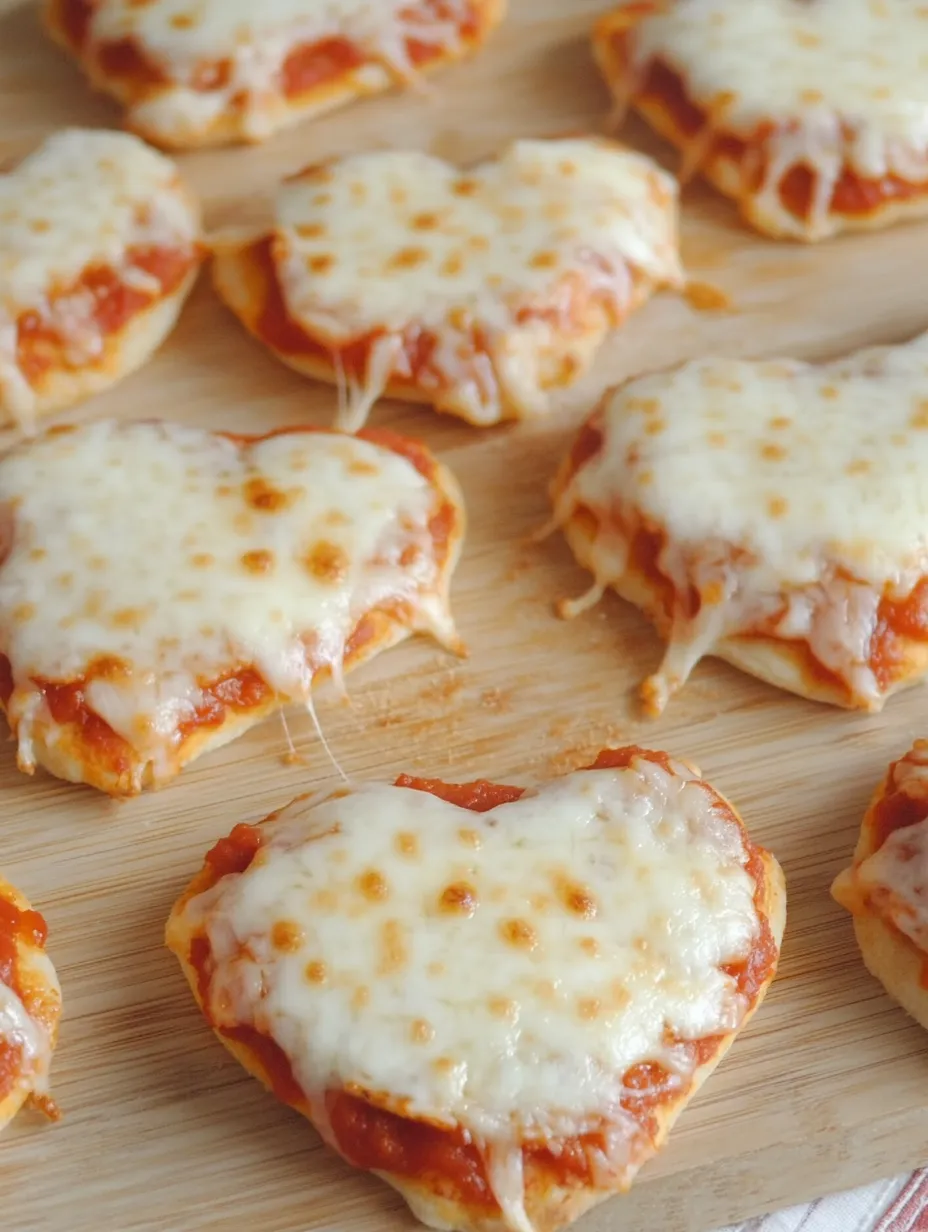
[553,334,928,714]
[0,420,461,793]
[598,0,928,240]
[833,742,928,963]
[0,129,200,428]
[50,0,492,145]
[170,748,778,1230]
[0,882,59,1124]
[241,138,682,428]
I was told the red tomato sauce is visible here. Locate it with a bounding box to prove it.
[871,768,928,851]
[631,47,927,222]
[186,746,776,1213]
[0,893,49,1102]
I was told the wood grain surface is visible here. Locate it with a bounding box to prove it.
[2,2,928,1229]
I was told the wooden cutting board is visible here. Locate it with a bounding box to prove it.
[3,2,928,1229]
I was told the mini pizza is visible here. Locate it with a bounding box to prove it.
[212,138,683,430]
[44,0,505,149]
[833,741,928,1032]
[166,745,784,1232]
[0,419,464,796]
[593,0,928,241]
[551,333,928,715]
[0,128,202,431]
[0,874,61,1133]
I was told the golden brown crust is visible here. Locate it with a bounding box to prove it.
[211,234,657,428]
[592,8,928,242]
[550,447,928,713]
[166,764,785,1232]
[44,0,506,151]
[0,875,61,1133]
[832,748,928,1032]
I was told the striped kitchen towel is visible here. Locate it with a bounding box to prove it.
[720,1170,928,1232]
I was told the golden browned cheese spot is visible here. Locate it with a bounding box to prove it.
[611,979,632,1010]
[558,160,577,176]
[579,936,600,958]
[427,961,445,978]
[794,29,822,47]
[761,442,787,461]
[577,996,601,1021]
[530,894,550,913]
[170,12,194,27]
[347,459,379,476]
[628,396,661,415]
[452,177,479,196]
[845,459,871,476]
[174,588,201,602]
[767,496,788,519]
[309,254,335,274]
[799,87,825,104]
[305,960,327,985]
[644,417,666,437]
[296,222,326,239]
[241,549,274,574]
[314,888,338,911]
[389,246,429,271]
[412,212,441,231]
[457,828,481,849]
[557,878,598,920]
[12,602,35,623]
[910,400,928,430]
[684,281,730,312]
[637,469,654,488]
[892,433,908,447]
[702,579,726,606]
[633,935,649,953]
[768,415,792,431]
[468,235,490,252]
[439,882,478,917]
[535,978,558,1002]
[243,477,294,513]
[272,920,304,953]
[433,1056,456,1074]
[29,547,47,561]
[707,431,727,448]
[304,540,349,585]
[56,572,74,589]
[441,254,465,277]
[350,182,367,202]
[529,250,558,269]
[410,1018,434,1044]
[379,920,407,975]
[324,509,350,527]
[352,985,370,1010]
[500,918,537,951]
[395,831,419,858]
[820,384,840,400]
[488,996,517,1022]
[357,869,390,902]
[191,552,214,568]
[30,218,50,234]
[111,606,146,628]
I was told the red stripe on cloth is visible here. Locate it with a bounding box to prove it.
[874,1170,928,1232]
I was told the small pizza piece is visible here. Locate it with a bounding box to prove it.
[0,419,464,796]
[212,138,683,430]
[0,128,202,431]
[166,746,784,1232]
[0,875,61,1133]
[551,334,928,715]
[44,0,505,149]
[594,1,928,241]
[833,741,928,1031]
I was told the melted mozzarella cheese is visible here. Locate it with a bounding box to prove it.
[174,757,766,1225]
[272,139,682,427]
[625,0,928,238]
[554,334,928,710]
[0,129,199,427]
[0,421,458,787]
[84,0,476,141]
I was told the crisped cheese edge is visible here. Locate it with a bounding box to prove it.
[0,420,459,791]
[553,334,928,712]
[268,138,682,427]
[622,0,928,239]
[171,759,773,1226]
[81,0,479,141]
[0,128,199,428]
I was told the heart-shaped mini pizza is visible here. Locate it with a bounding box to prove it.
[166,746,784,1232]
[833,740,928,1033]
[0,873,60,1134]
[44,0,505,149]
[552,333,928,714]
[0,128,201,431]
[0,419,464,796]
[594,0,928,241]
[212,137,683,430]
